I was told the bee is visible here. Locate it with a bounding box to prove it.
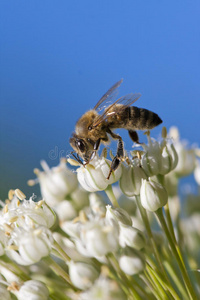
[70,79,162,179]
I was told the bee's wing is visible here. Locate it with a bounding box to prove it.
[94,79,123,112]
[91,92,141,128]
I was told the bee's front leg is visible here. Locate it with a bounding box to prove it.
[89,138,101,161]
[107,137,124,180]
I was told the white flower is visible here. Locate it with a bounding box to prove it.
[140,179,168,212]
[79,275,126,300]
[7,226,53,266]
[54,200,77,222]
[89,193,106,217]
[80,219,119,257]
[0,192,56,230]
[119,223,146,250]
[0,284,11,300]
[29,159,78,207]
[15,280,49,300]
[106,205,132,226]
[68,261,99,290]
[120,158,147,196]
[119,248,145,275]
[141,128,178,176]
[169,126,197,177]
[194,160,200,185]
[77,154,122,192]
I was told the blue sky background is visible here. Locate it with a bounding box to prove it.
[0,1,200,199]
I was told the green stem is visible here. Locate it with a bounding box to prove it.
[146,265,170,300]
[53,240,70,262]
[43,256,72,287]
[146,256,180,300]
[105,184,119,207]
[155,208,198,300]
[164,261,188,299]
[135,196,169,282]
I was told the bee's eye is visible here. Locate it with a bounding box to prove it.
[76,140,85,152]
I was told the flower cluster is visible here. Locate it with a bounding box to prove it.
[0,126,200,300]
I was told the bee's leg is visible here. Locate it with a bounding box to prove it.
[89,138,101,161]
[70,151,84,165]
[106,130,124,180]
[128,130,139,143]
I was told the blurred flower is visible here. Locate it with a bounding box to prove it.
[54,200,77,222]
[106,205,132,226]
[14,280,49,300]
[0,284,11,300]
[119,223,146,250]
[79,275,126,300]
[7,226,53,266]
[28,159,78,207]
[89,193,106,217]
[194,160,200,185]
[80,219,119,257]
[169,126,197,177]
[68,261,99,290]
[119,247,145,275]
[140,179,168,212]
[76,153,122,192]
[120,158,147,196]
[141,128,178,176]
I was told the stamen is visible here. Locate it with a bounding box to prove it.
[67,158,80,166]
[15,189,26,200]
[9,216,18,223]
[35,200,44,209]
[3,204,8,214]
[8,189,15,200]
[7,245,19,251]
[40,160,50,172]
[162,126,167,139]
[27,179,37,186]
[7,281,20,291]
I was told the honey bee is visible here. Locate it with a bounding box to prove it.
[70,79,162,179]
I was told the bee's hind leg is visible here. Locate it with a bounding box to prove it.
[128,130,140,143]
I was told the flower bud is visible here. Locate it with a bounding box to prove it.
[77,155,122,192]
[120,159,147,196]
[0,285,11,300]
[81,220,119,257]
[119,248,145,275]
[119,223,146,250]
[68,261,99,290]
[106,205,132,226]
[54,200,77,222]
[140,179,168,212]
[15,280,49,300]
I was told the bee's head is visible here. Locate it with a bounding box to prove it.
[70,133,91,162]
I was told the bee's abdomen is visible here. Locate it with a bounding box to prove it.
[125,107,162,130]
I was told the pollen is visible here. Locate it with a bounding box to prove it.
[15,189,26,200]
[3,204,8,214]
[35,200,44,209]
[27,179,36,186]
[8,189,15,200]
[9,216,18,223]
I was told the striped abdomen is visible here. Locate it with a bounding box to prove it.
[124,106,162,130]
[108,106,162,130]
